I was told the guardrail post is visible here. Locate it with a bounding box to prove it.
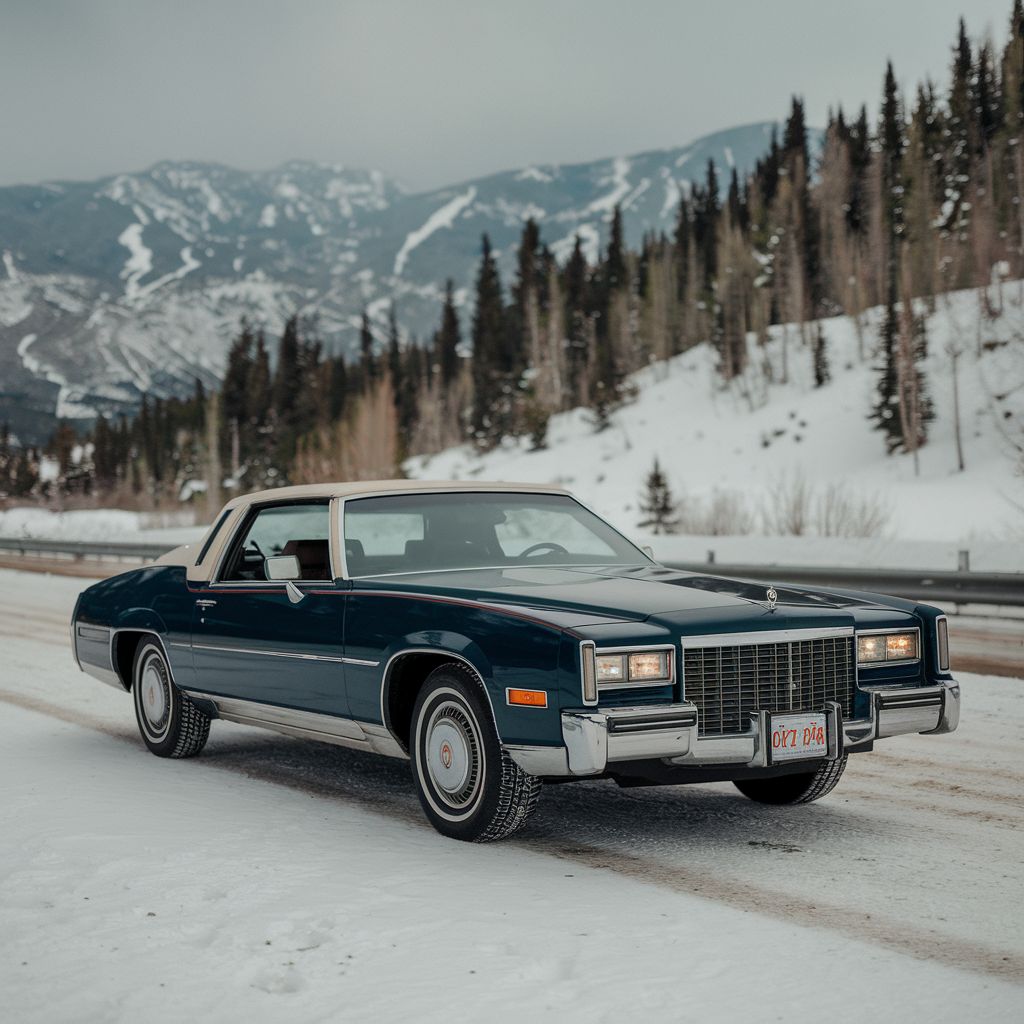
[957,550,970,572]
[707,550,715,565]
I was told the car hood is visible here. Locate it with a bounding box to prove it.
[356,564,891,631]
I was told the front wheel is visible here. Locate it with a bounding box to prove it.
[132,639,210,758]
[410,663,541,842]
[733,755,848,805]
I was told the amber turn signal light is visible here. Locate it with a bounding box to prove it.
[506,688,548,708]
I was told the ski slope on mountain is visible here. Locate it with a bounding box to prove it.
[409,286,1024,555]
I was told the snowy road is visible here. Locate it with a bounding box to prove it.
[1,569,1022,1022]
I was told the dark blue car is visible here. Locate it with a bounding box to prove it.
[71,481,960,841]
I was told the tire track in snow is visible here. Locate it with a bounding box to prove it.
[2,687,1022,984]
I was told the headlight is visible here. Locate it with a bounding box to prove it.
[628,651,671,681]
[595,649,672,685]
[595,654,626,683]
[857,631,919,664]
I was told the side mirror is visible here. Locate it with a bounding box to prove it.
[641,545,654,559]
[265,554,301,581]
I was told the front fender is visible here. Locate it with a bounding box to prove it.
[389,630,494,682]
[380,628,568,748]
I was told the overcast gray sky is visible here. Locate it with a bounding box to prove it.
[0,0,1014,192]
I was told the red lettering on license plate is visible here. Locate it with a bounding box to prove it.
[770,713,828,762]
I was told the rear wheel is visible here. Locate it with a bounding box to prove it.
[410,662,541,842]
[132,639,210,758]
[733,755,847,805]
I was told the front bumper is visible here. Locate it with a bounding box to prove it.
[506,680,960,778]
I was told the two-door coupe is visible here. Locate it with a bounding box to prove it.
[71,481,960,841]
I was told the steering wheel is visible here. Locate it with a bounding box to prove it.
[248,540,266,558]
[519,542,569,559]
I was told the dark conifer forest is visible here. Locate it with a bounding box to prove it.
[3,4,1023,510]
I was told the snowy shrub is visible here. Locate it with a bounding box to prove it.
[762,473,891,538]
[676,489,757,536]
[761,472,813,536]
[813,483,892,538]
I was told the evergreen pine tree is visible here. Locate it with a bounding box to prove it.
[783,96,824,317]
[270,315,305,473]
[605,204,626,290]
[945,18,975,234]
[249,333,272,427]
[562,235,591,406]
[470,234,509,448]
[435,279,461,387]
[359,310,376,386]
[637,458,678,535]
[695,159,720,287]
[590,216,629,430]
[973,42,1002,157]
[272,316,302,425]
[387,303,402,394]
[387,304,415,453]
[873,300,901,452]
[673,195,692,301]
[872,63,909,453]
[328,355,348,421]
[905,312,935,449]
[221,321,255,445]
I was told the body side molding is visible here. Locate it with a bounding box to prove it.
[183,691,407,759]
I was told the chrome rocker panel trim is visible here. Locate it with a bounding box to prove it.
[554,680,961,778]
[183,691,408,760]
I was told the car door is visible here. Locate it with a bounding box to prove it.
[339,497,430,723]
[190,499,348,716]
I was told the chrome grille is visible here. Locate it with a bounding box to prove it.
[683,634,855,736]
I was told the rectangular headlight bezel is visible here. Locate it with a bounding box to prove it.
[856,628,921,666]
[595,645,675,689]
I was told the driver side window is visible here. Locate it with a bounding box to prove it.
[220,502,332,582]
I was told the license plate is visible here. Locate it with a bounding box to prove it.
[770,712,828,763]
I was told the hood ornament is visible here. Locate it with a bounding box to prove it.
[766,586,778,612]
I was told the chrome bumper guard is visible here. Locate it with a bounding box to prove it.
[506,680,960,778]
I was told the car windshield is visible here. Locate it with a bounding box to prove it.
[343,492,648,577]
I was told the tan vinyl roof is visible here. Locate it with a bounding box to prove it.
[224,479,571,509]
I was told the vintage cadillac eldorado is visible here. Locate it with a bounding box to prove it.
[71,481,960,841]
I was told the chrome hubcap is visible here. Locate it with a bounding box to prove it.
[425,701,480,807]
[140,659,167,727]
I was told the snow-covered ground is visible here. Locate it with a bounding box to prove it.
[0,569,1021,1021]
[643,532,1020,573]
[0,507,202,547]
[410,285,1024,559]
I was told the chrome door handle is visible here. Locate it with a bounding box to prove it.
[196,599,218,608]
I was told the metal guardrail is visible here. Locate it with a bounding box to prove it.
[662,561,1024,607]
[0,537,172,561]
[0,537,1020,605]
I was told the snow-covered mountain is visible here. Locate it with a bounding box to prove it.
[0,122,785,442]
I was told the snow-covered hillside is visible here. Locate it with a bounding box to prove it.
[409,286,1024,553]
